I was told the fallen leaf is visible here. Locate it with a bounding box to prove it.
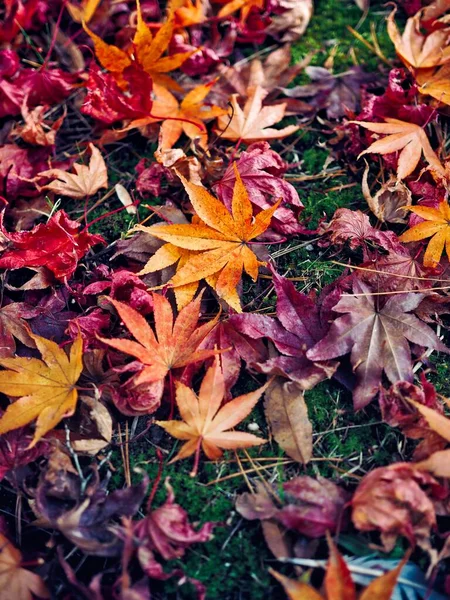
[67,0,102,23]
[135,165,280,311]
[156,356,268,474]
[264,378,313,464]
[38,143,108,199]
[99,293,219,389]
[417,61,450,107]
[215,85,299,143]
[405,397,450,442]
[353,117,444,180]
[12,102,65,146]
[84,0,193,90]
[352,463,441,551]
[324,534,356,600]
[362,166,411,224]
[174,0,206,27]
[126,82,226,150]
[266,0,313,42]
[306,279,449,409]
[0,531,49,600]
[387,8,450,69]
[0,210,104,282]
[270,569,323,600]
[415,448,450,478]
[0,333,83,447]
[69,396,113,455]
[399,200,450,267]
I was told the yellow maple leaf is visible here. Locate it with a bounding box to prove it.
[399,200,450,268]
[156,356,268,475]
[352,117,445,181]
[135,164,280,311]
[83,0,192,90]
[417,63,450,107]
[0,333,83,447]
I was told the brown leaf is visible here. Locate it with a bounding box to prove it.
[264,378,313,464]
[416,449,450,478]
[362,165,411,224]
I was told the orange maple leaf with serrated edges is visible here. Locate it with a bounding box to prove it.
[99,292,219,387]
[352,117,445,181]
[117,83,226,150]
[399,200,450,268]
[134,164,281,312]
[83,0,193,90]
[156,355,268,475]
[0,333,83,447]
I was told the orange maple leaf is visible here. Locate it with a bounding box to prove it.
[352,117,445,181]
[0,532,50,600]
[175,0,205,27]
[119,83,227,150]
[417,63,450,107]
[399,200,450,268]
[387,8,450,70]
[270,536,408,600]
[83,0,193,90]
[134,165,280,311]
[218,0,264,23]
[99,292,219,387]
[215,85,299,143]
[156,355,268,475]
[0,333,83,447]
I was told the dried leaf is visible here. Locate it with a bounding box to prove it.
[38,144,108,199]
[353,117,444,181]
[264,378,312,464]
[0,532,49,600]
[215,85,299,143]
[0,333,83,447]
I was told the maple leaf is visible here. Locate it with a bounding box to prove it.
[67,0,101,23]
[135,165,280,311]
[0,333,83,447]
[387,8,450,70]
[399,200,450,268]
[0,210,104,282]
[215,85,299,143]
[156,356,268,475]
[12,102,65,147]
[174,0,205,27]
[352,117,444,180]
[83,0,193,90]
[0,531,49,600]
[37,143,108,199]
[99,292,219,388]
[270,536,408,600]
[120,82,226,150]
[218,0,264,22]
[306,279,449,409]
[417,63,450,107]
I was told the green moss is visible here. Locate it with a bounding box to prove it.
[301,181,360,229]
[290,0,394,72]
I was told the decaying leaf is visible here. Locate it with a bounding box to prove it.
[362,165,411,223]
[37,143,108,199]
[0,531,49,600]
[215,85,299,143]
[0,333,83,446]
[156,356,268,474]
[264,377,313,464]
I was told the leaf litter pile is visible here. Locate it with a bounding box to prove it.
[2,0,450,598]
